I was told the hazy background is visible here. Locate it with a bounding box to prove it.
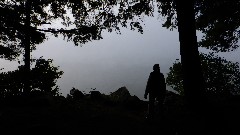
[1,16,239,100]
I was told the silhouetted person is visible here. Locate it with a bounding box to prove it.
[144,64,166,119]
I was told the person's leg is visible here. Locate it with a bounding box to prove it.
[148,94,155,119]
[157,94,165,117]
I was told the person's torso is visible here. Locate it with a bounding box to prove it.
[149,71,165,94]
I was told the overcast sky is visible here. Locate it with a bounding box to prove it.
[1,16,240,100]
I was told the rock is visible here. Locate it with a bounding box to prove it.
[110,86,131,102]
[90,91,102,100]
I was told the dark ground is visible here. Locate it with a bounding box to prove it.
[0,95,240,135]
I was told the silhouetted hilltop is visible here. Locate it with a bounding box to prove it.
[110,86,131,101]
[108,86,146,111]
[109,86,141,103]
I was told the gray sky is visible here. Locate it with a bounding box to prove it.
[35,17,180,100]
[1,16,239,100]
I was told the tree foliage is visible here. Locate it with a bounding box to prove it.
[195,0,240,52]
[38,0,155,45]
[0,0,52,60]
[1,0,239,56]
[167,53,240,96]
[1,0,154,60]
[157,0,240,52]
[0,58,63,98]
[2,0,239,54]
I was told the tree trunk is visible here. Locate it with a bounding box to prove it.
[24,0,31,95]
[175,0,206,108]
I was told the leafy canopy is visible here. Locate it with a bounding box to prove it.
[0,58,63,98]
[167,53,240,96]
[158,0,240,52]
[0,0,53,60]
[2,0,239,53]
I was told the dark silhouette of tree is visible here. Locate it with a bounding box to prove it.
[159,0,240,106]
[175,0,206,107]
[1,0,95,94]
[159,0,240,52]
[167,53,240,100]
[0,1,44,60]
[1,0,115,93]
[0,58,63,99]
[1,1,49,94]
[195,0,240,52]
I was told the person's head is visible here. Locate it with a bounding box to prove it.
[153,64,160,71]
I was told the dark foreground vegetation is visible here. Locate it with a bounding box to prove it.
[0,87,240,135]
